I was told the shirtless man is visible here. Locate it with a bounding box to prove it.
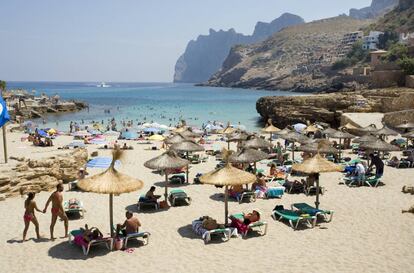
[116,211,141,236]
[43,183,68,240]
[23,192,43,241]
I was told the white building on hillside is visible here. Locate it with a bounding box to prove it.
[362,31,384,50]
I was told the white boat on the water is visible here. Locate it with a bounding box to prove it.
[97,82,110,88]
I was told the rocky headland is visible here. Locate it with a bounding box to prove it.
[173,13,304,83]
[349,0,398,19]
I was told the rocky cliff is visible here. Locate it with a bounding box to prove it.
[204,16,370,92]
[349,0,398,19]
[0,149,88,201]
[256,88,414,128]
[173,13,304,83]
[367,0,414,32]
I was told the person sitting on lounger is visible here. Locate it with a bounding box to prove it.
[228,184,244,200]
[116,211,141,236]
[145,186,161,202]
[252,173,268,198]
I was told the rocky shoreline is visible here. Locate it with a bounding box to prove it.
[256,87,414,128]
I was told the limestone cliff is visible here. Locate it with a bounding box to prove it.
[173,13,304,83]
[349,0,398,19]
[256,88,414,128]
[204,16,370,92]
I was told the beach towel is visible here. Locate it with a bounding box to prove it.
[266,187,285,198]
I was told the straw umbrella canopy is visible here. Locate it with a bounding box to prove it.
[261,119,281,143]
[402,131,414,138]
[229,148,270,164]
[373,127,399,141]
[396,122,414,130]
[173,126,188,133]
[164,133,188,145]
[353,134,378,143]
[304,125,319,134]
[359,139,400,152]
[170,140,205,183]
[328,131,355,158]
[298,141,338,154]
[180,129,201,139]
[280,131,310,160]
[144,150,190,202]
[228,131,249,142]
[274,127,291,136]
[323,128,338,136]
[243,136,273,150]
[200,150,256,224]
[292,153,343,209]
[78,149,144,236]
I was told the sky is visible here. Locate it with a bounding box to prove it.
[0,0,372,82]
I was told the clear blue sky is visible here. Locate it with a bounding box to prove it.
[0,0,371,82]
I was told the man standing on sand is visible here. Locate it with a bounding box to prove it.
[43,183,68,240]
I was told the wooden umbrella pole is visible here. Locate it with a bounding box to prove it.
[109,194,114,237]
[2,125,7,163]
[315,174,320,209]
[224,185,229,225]
[165,173,168,202]
[227,140,230,150]
[339,138,342,160]
[292,142,295,161]
[186,151,189,183]
[269,133,272,143]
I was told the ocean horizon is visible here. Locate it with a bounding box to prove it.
[6,81,297,131]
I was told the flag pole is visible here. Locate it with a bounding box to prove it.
[0,87,7,164]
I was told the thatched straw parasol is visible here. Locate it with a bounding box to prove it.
[164,133,188,145]
[228,131,249,142]
[402,131,414,138]
[243,136,273,149]
[323,128,338,136]
[200,150,256,224]
[359,139,400,152]
[373,127,399,138]
[304,125,320,134]
[261,119,281,143]
[279,131,310,160]
[328,131,355,158]
[144,150,189,202]
[396,122,414,130]
[180,129,201,138]
[229,148,269,164]
[353,134,378,143]
[292,153,343,209]
[274,127,291,136]
[298,140,338,154]
[219,122,237,135]
[170,140,205,183]
[78,149,144,236]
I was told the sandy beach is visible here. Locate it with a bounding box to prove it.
[0,129,413,273]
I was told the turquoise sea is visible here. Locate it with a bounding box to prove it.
[7,82,294,131]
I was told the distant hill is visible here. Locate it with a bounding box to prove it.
[203,16,370,92]
[173,13,304,83]
[349,0,398,19]
[367,0,414,32]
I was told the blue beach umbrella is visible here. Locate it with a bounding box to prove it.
[121,131,138,140]
[37,129,48,137]
[86,157,121,169]
[143,127,160,133]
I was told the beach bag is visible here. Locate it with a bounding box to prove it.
[114,238,123,250]
[159,200,169,209]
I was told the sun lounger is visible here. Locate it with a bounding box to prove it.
[122,231,151,248]
[233,191,256,203]
[168,189,191,206]
[265,187,285,198]
[191,220,233,244]
[364,177,381,187]
[137,195,159,211]
[68,229,113,256]
[272,207,316,230]
[169,173,186,184]
[230,213,267,237]
[64,199,85,218]
[291,203,334,222]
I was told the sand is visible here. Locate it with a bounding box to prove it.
[0,130,413,273]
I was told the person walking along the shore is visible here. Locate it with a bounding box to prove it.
[43,183,68,240]
[23,192,44,241]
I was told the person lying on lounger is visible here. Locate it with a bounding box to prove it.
[75,224,103,245]
[229,210,261,233]
[116,211,141,236]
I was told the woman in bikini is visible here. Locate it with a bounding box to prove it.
[23,192,43,241]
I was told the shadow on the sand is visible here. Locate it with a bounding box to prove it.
[153,181,191,188]
[7,237,50,244]
[177,224,233,244]
[125,204,170,214]
[209,193,238,203]
[271,217,315,231]
[48,241,110,260]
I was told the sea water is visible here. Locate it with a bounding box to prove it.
[7,82,294,131]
